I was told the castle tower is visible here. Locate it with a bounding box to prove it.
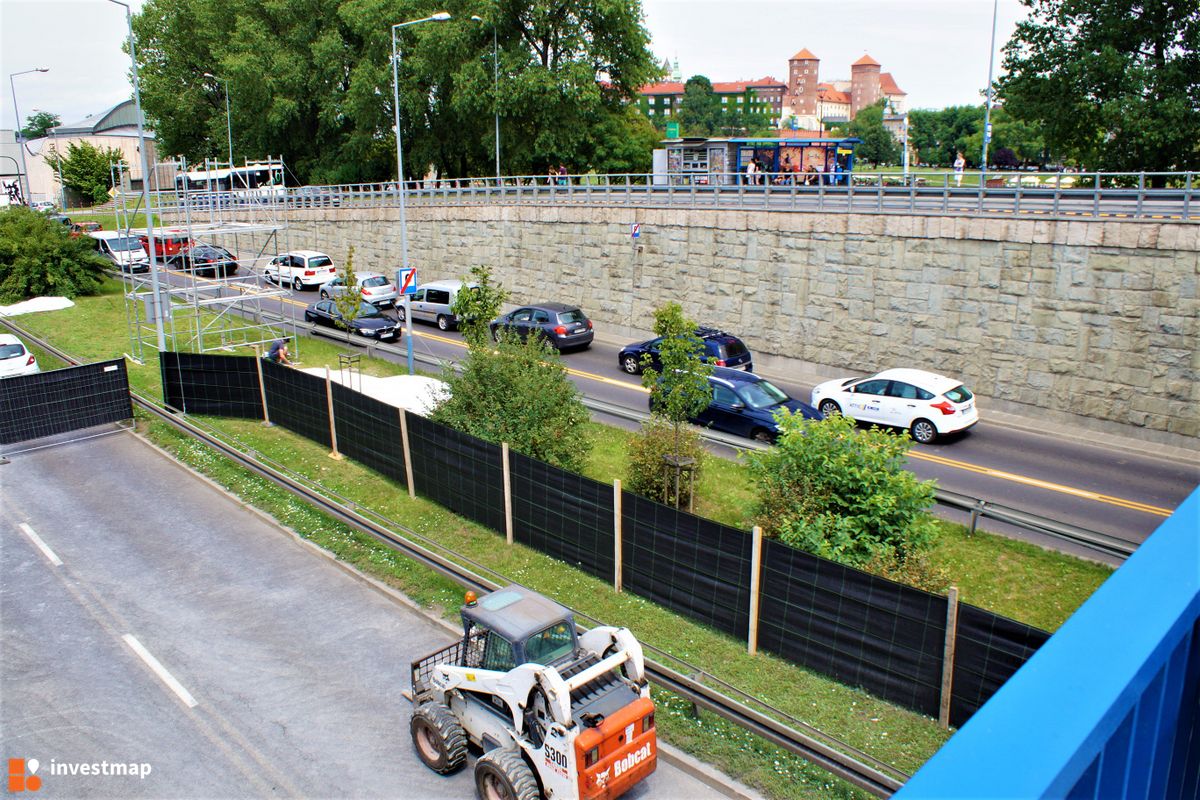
[850,53,882,117]
[787,48,820,116]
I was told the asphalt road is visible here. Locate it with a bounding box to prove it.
[0,432,734,799]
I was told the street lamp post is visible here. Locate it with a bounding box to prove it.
[471,15,501,182]
[392,11,451,375]
[980,0,999,188]
[203,72,234,177]
[110,0,166,352]
[9,68,49,205]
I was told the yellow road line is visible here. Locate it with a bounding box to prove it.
[910,450,1172,516]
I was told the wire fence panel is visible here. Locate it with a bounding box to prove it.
[950,603,1051,728]
[510,451,613,581]
[405,412,506,534]
[0,359,132,445]
[160,351,262,418]
[261,361,332,448]
[621,492,753,640]
[331,383,406,487]
[757,538,948,717]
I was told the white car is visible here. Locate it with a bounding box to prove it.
[265,250,337,290]
[810,368,978,444]
[318,271,398,308]
[31,200,56,212]
[0,334,40,378]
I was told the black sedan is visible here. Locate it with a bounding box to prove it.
[185,243,239,278]
[304,299,401,341]
[489,303,594,351]
[618,326,753,375]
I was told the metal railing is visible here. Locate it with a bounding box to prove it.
[150,170,1198,221]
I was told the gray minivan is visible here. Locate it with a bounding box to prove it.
[399,279,475,331]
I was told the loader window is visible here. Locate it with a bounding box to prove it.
[525,623,574,665]
[481,631,515,672]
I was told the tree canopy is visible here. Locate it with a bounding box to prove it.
[0,206,107,303]
[997,0,1200,173]
[20,111,60,141]
[131,0,660,184]
[44,141,128,204]
[841,100,900,166]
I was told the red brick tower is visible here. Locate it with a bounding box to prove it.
[850,53,882,117]
[787,48,820,116]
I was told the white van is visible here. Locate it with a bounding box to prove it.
[265,250,338,290]
[89,230,150,273]
[400,279,476,331]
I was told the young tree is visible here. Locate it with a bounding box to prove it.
[746,413,939,569]
[430,329,592,472]
[676,75,722,136]
[847,100,901,166]
[451,264,509,347]
[0,206,107,303]
[997,0,1200,176]
[43,141,127,204]
[20,111,61,141]
[331,246,361,343]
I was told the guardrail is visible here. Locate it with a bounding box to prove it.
[147,169,1197,221]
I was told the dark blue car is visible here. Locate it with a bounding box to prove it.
[651,366,822,443]
[619,327,753,375]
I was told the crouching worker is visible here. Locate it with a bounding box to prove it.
[265,338,292,365]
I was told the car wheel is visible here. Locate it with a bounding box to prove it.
[818,399,842,417]
[436,315,449,331]
[320,289,329,299]
[304,312,314,323]
[491,327,502,343]
[910,418,937,444]
[752,428,775,445]
[292,276,303,291]
[621,354,642,374]
[265,271,276,284]
[396,306,407,322]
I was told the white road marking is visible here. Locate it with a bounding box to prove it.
[18,523,63,566]
[122,634,199,708]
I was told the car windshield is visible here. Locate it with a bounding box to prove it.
[943,385,973,403]
[556,309,586,324]
[524,622,574,664]
[0,344,25,359]
[357,302,384,318]
[110,237,142,251]
[362,276,388,288]
[310,256,333,269]
[738,379,789,410]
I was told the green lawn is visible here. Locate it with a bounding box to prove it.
[9,281,1118,798]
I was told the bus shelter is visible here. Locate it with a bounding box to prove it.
[661,136,860,186]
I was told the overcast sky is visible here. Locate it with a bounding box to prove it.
[1,0,1028,131]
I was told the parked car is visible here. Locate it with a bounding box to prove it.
[650,366,821,443]
[48,213,71,226]
[618,326,753,375]
[88,230,149,273]
[31,200,56,212]
[140,229,193,267]
[0,333,40,378]
[265,250,337,290]
[809,368,978,444]
[318,271,398,308]
[292,185,343,208]
[399,279,475,331]
[489,303,594,351]
[69,221,102,237]
[303,299,401,341]
[184,243,239,278]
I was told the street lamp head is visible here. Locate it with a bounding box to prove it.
[430,11,451,20]
[471,15,483,21]
[36,68,49,73]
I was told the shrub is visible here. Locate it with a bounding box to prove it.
[0,206,106,303]
[625,416,706,507]
[746,412,939,568]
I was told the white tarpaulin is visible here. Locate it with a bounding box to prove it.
[300,368,448,416]
[0,297,76,316]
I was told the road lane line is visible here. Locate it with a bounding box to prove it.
[18,523,63,566]
[122,634,199,708]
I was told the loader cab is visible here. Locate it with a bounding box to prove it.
[461,586,578,670]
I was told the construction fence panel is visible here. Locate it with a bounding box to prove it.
[621,492,753,640]
[510,451,613,581]
[757,538,948,718]
[949,603,1051,728]
[261,361,332,448]
[160,351,262,418]
[1,359,133,446]
[330,383,406,487]
[404,412,506,534]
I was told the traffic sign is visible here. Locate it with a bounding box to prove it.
[630,223,641,239]
[397,267,418,296]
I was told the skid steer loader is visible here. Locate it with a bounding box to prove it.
[408,585,657,800]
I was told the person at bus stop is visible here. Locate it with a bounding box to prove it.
[954,151,966,187]
[745,158,757,186]
[266,338,291,365]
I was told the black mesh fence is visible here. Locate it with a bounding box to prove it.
[0,359,132,445]
[260,360,332,448]
[950,603,1051,727]
[405,412,506,533]
[510,451,613,581]
[331,383,406,486]
[160,352,262,417]
[757,538,948,716]
[621,492,753,640]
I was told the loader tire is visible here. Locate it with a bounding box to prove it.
[411,701,467,774]
[474,748,539,800]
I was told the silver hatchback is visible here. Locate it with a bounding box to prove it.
[318,272,399,308]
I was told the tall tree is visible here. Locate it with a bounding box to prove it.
[44,141,128,204]
[847,100,901,166]
[676,75,722,136]
[997,0,1200,175]
[909,106,984,167]
[20,111,60,141]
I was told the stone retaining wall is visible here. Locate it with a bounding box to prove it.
[271,205,1198,445]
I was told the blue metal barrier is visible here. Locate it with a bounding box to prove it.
[897,486,1200,799]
